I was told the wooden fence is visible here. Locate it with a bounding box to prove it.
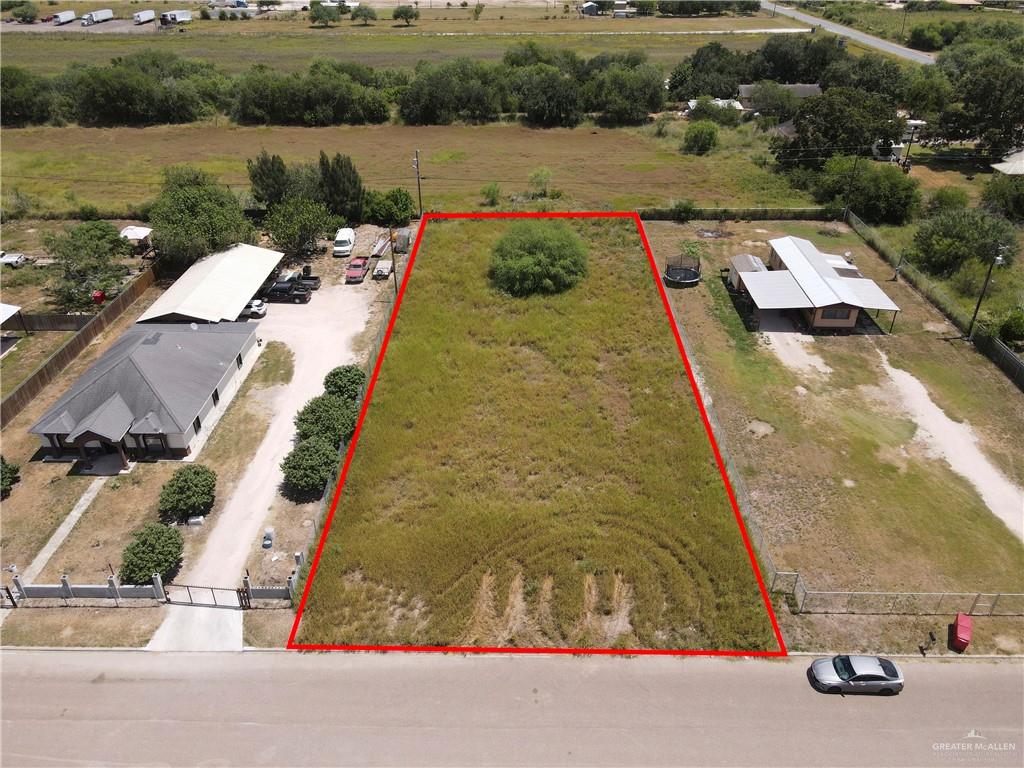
[0,267,156,429]
[2,314,92,332]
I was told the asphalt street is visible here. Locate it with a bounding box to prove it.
[761,1,936,65]
[3,650,1022,767]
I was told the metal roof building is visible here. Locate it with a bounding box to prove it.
[138,243,282,324]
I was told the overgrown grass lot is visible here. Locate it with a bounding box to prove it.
[296,218,777,651]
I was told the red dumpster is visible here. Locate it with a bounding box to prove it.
[951,612,972,652]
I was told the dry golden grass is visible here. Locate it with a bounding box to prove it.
[0,605,166,647]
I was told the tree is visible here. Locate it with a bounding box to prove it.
[1,456,20,499]
[999,309,1024,345]
[11,2,37,22]
[586,63,664,125]
[324,364,366,402]
[814,155,921,225]
[119,523,183,585]
[687,96,741,127]
[0,66,51,126]
[820,54,907,106]
[481,182,502,207]
[682,120,718,155]
[982,174,1024,223]
[247,150,290,207]
[309,1,341,26]
[44,221,130,312]
[911,208,1019,276]
[667,42,750,101]
[319,152,364,222]
[158,465,217,523]
[959,57,1024,151]
[295,394,358,446]
[265,196,334,255]
[746,81,799,121]
[363,188,416,227]
[149,166,254,267]
[489,220,588,297]
[519,64,582,128]
[472,2,484,20]
[351,5,377,24]
[281,437,338,497]
[392,4,419,24]
[528,166,553,198]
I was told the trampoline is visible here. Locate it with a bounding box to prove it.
[663,252,701,288]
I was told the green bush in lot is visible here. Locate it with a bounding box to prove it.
[281,438,338,497]
[158,464,217,523]
[265,196,335,256]
[682,120,719,155]
[911,207,1019,276]
[814,155,921,226]
[982,174,1024,223]
[1,456,21,499]
[295,394,358,446]
[999,309,1024,344]
[925,186,969,216]
[489,220,587,297]
[119,523,183,585]
[324,365,366,403]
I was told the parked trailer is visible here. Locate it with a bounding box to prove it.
[133,9,155,24]
[81,8,114,25]
[160,10,193,25]
[52,10,76,24]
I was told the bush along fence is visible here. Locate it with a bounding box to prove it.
[638,206,835,222]
[0,266,157,429]
[645,220,1024,618]
[846,210,1024,392]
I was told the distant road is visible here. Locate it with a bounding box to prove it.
[762,1,936,65]
[3,650,1022,767]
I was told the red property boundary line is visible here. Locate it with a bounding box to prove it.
[287,211,788,657]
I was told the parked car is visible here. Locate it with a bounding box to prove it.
[264,282,311,304]
[279,269,321,291]
[0,252,29,268]
[333,227,356,258]
[238,299,267,319]
[345,257,371,284]
[808,655,904,695]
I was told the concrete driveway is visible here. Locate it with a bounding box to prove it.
[148,282,374,651]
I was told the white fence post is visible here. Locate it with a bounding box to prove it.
[107,574,121,606]
[151,573,166,602]
[11,574,26,601]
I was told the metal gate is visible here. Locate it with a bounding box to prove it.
[165,583,244,609]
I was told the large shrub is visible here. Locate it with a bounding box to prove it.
[682,120,719,155]
[281,437,338,497]
[266,196,334,256]
[0,66,51,127]
[815,155,921,225]
[119,523,183,585]
[324,364,366,402]
[982,174,1024,223]
[44,221,131,312]
[158,464,217,523]
[363,188,416,228]
[911,208,1019,276]
[1,456,21,499]
[925,186,969,216]
[294,394,358,446]
[687,96,741,127]
[999,309,1024,344]
[489,220,588,297]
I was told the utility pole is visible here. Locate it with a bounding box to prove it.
[413,149,423,219]
[967,251,1006,340]
[842,153,862,221]
[899,3,909,40]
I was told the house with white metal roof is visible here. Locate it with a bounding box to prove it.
[137,243,282,324]
[734,236,899,331]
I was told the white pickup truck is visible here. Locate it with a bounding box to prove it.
[0,252,29,268]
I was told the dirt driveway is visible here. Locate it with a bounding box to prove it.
[148,279,375,650]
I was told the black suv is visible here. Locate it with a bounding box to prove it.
[264,281,311,304]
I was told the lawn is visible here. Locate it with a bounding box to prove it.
[644,219,1024,597]
[0,330,75,398]
[1,122,814,216]
[295,217,778,652]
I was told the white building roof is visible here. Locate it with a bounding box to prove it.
[120,226,153,241]
[137,243,282,324]
[753,236,900,313]
[0,302,22,326]
[992,149,1024,176]
[741,271,814,309]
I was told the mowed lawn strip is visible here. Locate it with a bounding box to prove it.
[297,218,776,651]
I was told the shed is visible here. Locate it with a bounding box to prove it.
[992,149,1024,176]
[728,253,766,290]
[137,243,282,324]
[581,1,598,14]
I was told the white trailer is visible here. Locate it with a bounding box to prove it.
[160,9,193,25]
[52,10,76,24]
[81,9,114,25]
[133,9,155,24]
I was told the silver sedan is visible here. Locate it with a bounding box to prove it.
[808,655,904,695]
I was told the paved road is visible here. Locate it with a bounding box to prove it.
[3,651,1022,766]
[762,2,936,65]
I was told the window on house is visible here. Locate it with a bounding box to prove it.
[193,415,202,435]
[212,388,220,407]
[821,307,851,320]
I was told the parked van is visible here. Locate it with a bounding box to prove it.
[52,9,76,24]
[160,9,192,25]
[81,9,114,25]
[333,228,356,258]
[133,9,155,24]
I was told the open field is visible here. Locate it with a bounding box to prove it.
[296,217,778,651]
[0,605,167,647]
[0,330,75,398]
[645,219,1024,596]
[1,122,812,215]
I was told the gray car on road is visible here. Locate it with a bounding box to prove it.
[809,655,904,695]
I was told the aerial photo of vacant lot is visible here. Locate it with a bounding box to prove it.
[295,217,779,651]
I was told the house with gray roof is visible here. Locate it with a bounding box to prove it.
[30,322,258,467]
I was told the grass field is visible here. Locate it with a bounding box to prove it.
[646,219,1024,595]
[0,121,811,216]
[295,217,778,651]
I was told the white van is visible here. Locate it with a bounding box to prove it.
[133,9,155,24]
[81,9,114,25]
[52,10,76,24]
[333,228,356,258]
